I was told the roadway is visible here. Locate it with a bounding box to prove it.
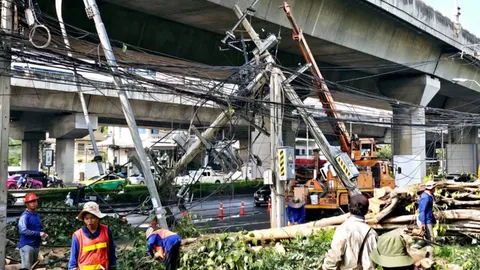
[7,195,271,233]
[122,195,270,232]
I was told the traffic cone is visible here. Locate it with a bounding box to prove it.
[218,201,225,220]
[240,200,246,216]
[267,198,271,213]
[119,212,127,223]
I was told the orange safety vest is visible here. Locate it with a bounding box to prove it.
[74,224,109,270]
[152,229,178,260]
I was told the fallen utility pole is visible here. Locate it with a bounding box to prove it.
[233,5,360,198]
[0,0,12,266]
[56,0,104,176]
[82,0,168,228]
[171,70,267,180]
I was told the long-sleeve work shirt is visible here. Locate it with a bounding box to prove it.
[418,192,435,225]
[147,233,181,258]
[18,209,43,249]
[323,215,378,270]
[286,205,306,224]
[68,226,117,269]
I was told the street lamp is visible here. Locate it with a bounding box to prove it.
[452,78,480,87]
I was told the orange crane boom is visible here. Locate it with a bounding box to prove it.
[282,2,356,154]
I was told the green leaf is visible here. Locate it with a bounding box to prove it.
[122,43,128,52]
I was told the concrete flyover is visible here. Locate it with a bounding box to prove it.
[90,0,480,107]
[20,0,480,182]
[9,71,392,140]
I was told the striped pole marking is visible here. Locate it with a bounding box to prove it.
[336,156,351,177]
[279,150,285,176]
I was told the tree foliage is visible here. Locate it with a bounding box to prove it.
[8,138,21,166]
[376,145,392,159]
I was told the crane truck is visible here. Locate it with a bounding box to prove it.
[281,2,395,214]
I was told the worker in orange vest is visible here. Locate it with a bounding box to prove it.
[68,202,117,270]
[146,227,181,270]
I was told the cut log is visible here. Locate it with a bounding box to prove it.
[367,197,399,224]
[241,214,349,242]
[379,209,480,224]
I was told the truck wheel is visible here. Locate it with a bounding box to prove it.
[34,184,41,189]
[215,180,221,184]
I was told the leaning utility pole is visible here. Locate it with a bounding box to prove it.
[82,0,168,228]
[233,5,360,196]
[56,0,104,175]
[0,0,12,266]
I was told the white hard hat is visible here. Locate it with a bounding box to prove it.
[424,180,437,190]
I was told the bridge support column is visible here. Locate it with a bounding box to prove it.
[21,132,45,171]
[380,75,440,186]
[56,138,75,183]
[445,127,480,175]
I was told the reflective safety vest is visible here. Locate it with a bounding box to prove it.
[74,224,109,270]
[152,229,178,259]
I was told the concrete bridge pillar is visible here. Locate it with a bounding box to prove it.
[56,138,75,183]
[21,132,46,171]
[380,75,440,187]
[445,127,480,175]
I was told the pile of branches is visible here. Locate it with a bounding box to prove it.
[367,181,480,238]
[221,181,480,243]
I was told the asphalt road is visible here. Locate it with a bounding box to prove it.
[8,195,271,232]
[125,195,270,232]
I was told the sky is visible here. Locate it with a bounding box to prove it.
[422,0,480,37]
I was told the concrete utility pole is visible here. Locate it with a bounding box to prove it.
[0,0,12,266]
[82,0,168,228]
[56,0,104,176]
[269,70,286,228]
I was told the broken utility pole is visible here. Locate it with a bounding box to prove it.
[0,0,13,266]
[82,0,168,228]
[56,0,104,176]
[232,4,361,225]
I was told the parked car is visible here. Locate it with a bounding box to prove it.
[254,186,271,207]
[7,174,43,189]
[8,170,48,187]
[79,174,126,191]
[128,173,145,185]
[445,173,474,183]
[7,193,16,206]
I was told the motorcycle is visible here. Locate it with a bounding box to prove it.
[19,178,35,189]
[47,175,65,188]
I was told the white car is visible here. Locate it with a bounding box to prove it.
[128,173,145,185]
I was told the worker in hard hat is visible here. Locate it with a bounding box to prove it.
[412,180,436,256]
[286,197,306,225]
[68,202,117,270]
[146,227,182,270]
[18,193,48,270]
